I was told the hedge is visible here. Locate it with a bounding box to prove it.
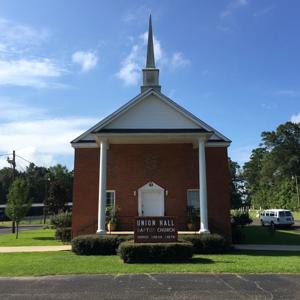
[55,227,72,243]
[181,233,229,254]
[72,235,132,255]
[118,241,193,263]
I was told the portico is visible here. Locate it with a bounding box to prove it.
[95,133,211,235]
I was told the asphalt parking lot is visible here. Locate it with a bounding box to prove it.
[0,225,43,235]
[0,273,299,299]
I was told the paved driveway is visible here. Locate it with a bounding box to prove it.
[0,274,299,299]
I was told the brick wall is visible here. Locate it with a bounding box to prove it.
[72,144,231,238]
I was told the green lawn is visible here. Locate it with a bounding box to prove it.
[0,229,63,246]
[0,250,299,276]
[240,226,300,245]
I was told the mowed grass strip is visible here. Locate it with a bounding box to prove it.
[0,250,300,276]
[240,226,300,245]
[0,229,62,247]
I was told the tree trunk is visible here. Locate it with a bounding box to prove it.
[16,222,19,239]
[12,221,15,233]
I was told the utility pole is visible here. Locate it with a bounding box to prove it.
[7,150,16,233]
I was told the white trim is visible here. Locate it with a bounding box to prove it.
[106,190,116,214]
[72,142,98,148]
[206,142,230,147]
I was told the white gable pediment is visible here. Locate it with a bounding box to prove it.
[104,94,199,130]
[71,89,231,145]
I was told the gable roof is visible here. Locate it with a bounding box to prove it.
[71,88,231,144]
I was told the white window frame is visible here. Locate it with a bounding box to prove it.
[106,190,116,213]
[187,189,200,217]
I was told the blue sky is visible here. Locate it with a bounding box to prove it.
[0,0,299,170]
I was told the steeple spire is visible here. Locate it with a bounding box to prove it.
[141,14,161,93]
[146,14,155,68]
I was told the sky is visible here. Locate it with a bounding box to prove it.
[0,0,299,171]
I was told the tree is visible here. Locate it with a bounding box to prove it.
[44,164,72,215]
[46,180,68,215]
[5,178,31,238]
[25,163,49,204]
[228,159,246,209]
[0,167,19,205]
[243,121,300,210]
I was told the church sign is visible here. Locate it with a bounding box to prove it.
[134,216,178,243]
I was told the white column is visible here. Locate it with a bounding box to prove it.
[198,138,210,234]
[97,138,108,234]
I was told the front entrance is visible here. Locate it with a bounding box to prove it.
[138,182,164,216]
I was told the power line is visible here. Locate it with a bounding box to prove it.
[15,154,34,165]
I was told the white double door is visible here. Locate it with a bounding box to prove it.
[138,182,164,216]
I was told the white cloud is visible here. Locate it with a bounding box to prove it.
[170,52,190,70]
[117,32,189,86]
[116,45,141,85]
[0,18,70,88]
[220,0,248,18]
[291,113,300,123]
[0,17,49,55]
[0,58,64,88]
[0,100,98,169]
[72,51,98,72]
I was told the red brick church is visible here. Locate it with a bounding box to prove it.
[71,16,231,238]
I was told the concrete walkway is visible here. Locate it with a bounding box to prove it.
[1,244,300,253]
[0,245,71,253]
[234,244,300,251]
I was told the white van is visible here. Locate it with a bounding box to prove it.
[260,209,294,227]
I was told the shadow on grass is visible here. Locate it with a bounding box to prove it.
[33,237,56,241]
[239,225,300,245]
[230,249,300,257]
[125,257,214,265]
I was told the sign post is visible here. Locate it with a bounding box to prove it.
[134,216,178,243]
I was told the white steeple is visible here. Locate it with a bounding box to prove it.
[141,14,161,93]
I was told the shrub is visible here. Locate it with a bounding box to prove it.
[51,212,72,243]
[55,227,72,243]
[72,235,132,255]
[231,211,253,227]
[181,234,229,254]
[50,212,72,228]
[118,241,193,263]
[231,226,245,243]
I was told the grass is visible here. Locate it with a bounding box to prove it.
[0,229,63,246]
[239,226,300,245]
[0,250,300,276]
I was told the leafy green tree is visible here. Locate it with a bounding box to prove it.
[46,179,68,214]
[0,167,19,205]
[25,163,49,204]
[243,121,300,210]
[5,178,31,238]
[229,159,246,209]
